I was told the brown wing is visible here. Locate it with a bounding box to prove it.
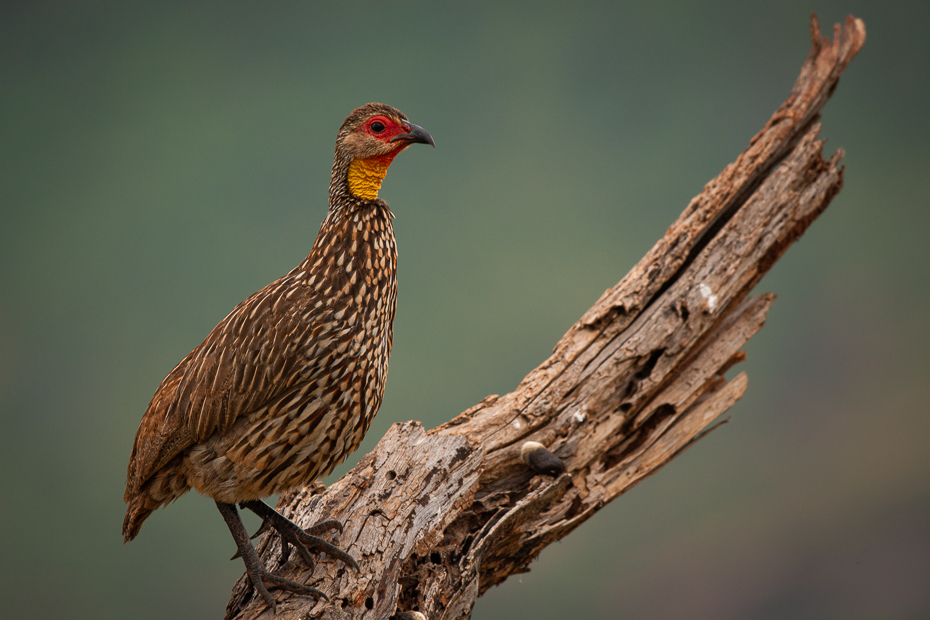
[124,349,195,500]
[124,272,327,498]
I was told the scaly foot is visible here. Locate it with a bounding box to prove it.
[216,501,328,613]
[240,499,359,574]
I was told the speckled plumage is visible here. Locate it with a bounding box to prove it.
[123,104,431,544]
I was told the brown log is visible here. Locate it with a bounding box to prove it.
[225,14,866,620]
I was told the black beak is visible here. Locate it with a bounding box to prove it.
[391,123,435,147]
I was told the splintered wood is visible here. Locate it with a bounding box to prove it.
[226,14,865,620]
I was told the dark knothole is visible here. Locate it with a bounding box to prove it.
[634,348,666,380]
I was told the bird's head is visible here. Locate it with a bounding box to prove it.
[333,103,434,202]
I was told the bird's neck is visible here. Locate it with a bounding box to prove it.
[346,152,400,201]
[315,152,398,259]
[300,202,396,281]
[318,153,398,278]
[329,150,403,207]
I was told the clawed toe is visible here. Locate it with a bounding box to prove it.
[291,530,359,572]
[251,564,330,614]
[261,571,328,600]
[303,519,343,536]
[218,502,330,613]
[241,499,359,572]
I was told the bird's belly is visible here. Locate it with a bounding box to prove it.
[185,354,387,503]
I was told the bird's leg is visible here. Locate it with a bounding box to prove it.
[240,499,360,573]
[216,501,327,613]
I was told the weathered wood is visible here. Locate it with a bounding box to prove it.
[225,14,865,620]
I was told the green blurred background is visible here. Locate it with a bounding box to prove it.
[2,1,928,618]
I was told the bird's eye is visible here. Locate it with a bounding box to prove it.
[370,121,386,133]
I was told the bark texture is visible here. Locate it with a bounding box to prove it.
[226,15,866,620]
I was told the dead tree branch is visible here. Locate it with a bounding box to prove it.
[226,14,866,620]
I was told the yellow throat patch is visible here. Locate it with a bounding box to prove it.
[348,156,393,200]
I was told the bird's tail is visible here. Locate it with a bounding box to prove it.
[122,493,155,543]
[122,467,190,543]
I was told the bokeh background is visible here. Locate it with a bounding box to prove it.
[2,2,928,619]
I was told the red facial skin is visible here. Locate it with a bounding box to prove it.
[363,115,410,142]
[361,115,412,166]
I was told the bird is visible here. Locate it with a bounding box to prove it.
[123,103,434,612]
